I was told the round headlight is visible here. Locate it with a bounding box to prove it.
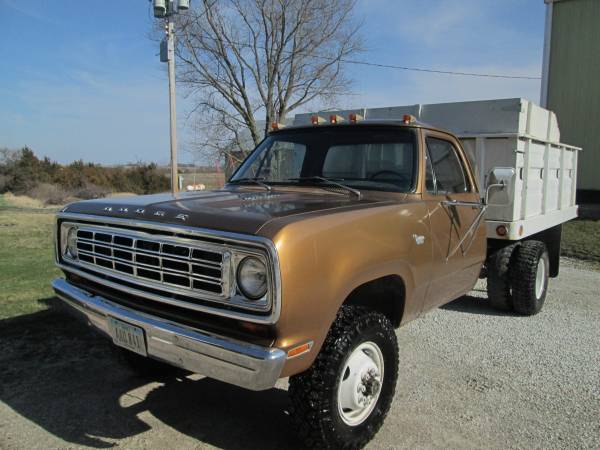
[236,257,268,300]
[66,227,78,259]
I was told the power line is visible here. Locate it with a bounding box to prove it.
[335,58,541,80]
[182,24,541,81]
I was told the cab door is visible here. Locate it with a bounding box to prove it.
[421,132,486,311]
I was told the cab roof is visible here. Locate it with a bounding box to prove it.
[268,118,453,137]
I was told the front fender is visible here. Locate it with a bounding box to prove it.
[263,201,432,377]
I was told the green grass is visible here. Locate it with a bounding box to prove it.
[562,219,600,264]
[0,194,61,319]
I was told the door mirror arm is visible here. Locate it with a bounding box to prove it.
[484,181,506,206]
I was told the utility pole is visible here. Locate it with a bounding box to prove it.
[166,15,178,194]
[153,0,189,195]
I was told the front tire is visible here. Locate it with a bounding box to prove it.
[510,240,550,315]
[289,306,399,449]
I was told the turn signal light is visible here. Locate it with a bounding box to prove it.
[287,342,313,358]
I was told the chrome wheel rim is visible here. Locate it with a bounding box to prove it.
[535,257,546,299]
[337,341,384,426]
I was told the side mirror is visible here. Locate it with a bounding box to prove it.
[485,167,515,206]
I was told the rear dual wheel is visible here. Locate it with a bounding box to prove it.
[511,241,550,315]
[487,240,550,315]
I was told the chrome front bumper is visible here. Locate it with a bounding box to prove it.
[52,278,286,391]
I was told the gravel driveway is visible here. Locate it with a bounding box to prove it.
[1,260,598,449]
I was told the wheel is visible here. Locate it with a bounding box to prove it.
[487,244,518,311]
[288,306,399,449]
[116,347,181,378]
[510,240,550,316]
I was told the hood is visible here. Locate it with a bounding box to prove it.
[62,188,387,235]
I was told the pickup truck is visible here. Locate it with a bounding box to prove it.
[52,98,578,449]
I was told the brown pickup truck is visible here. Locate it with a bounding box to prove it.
[53,117,554,449]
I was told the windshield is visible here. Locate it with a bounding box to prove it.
[230,127,417,193]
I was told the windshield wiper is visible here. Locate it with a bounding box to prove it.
[287,176,361,199]
[228,177,272,191]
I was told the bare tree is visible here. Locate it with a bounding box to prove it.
[175,0,362,162]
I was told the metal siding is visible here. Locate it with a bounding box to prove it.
[547,0,600,191]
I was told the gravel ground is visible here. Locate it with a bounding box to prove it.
[0,260,598,449]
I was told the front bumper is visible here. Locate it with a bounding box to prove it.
[52,278,286,391]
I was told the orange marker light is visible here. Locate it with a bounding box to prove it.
[271,121,279,130]
[348,113,363,123]
[330,114,337,124]
[310,115,320,125]
[403,114,413,124]
[287,342,313,358]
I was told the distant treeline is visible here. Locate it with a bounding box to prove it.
[0,147,170,204]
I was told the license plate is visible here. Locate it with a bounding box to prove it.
[108,317,147,356]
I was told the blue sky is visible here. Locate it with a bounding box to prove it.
[0,0,545,164]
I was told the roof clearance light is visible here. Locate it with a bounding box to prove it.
[329,114,344,124]
[310,115,325,125]
[402,114,414,125]
[348,113,363,123]
[271,121,285,131]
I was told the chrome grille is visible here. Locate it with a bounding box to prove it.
[71,226,229,298]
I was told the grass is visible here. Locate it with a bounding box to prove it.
[0,193,599,320]
[0,194,61,319]
[562,219,600,264]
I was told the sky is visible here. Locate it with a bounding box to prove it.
[0,0,546,165]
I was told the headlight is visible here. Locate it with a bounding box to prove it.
[236,256,268,300]
[61,224,78,260]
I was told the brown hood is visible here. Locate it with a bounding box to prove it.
[62,188,387,235]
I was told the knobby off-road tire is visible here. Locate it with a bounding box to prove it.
[487,244,518,311]
[510,240,549,316]
[116,347,181,379]
[288,306,399,449]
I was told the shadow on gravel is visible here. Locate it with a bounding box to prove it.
[441,294,513,317]
[0,297,297,449]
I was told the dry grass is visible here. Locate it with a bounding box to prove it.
[2,192,50,209]
[179,172,225,190]
[105,192,138,198]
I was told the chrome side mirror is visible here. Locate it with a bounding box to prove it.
[485,167,515,206]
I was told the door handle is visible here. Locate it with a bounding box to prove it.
[442,199,483,209]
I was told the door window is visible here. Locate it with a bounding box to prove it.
[425,138,468,194]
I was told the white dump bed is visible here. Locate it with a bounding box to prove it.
[294,98,580,240]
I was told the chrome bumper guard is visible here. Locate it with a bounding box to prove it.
[52,278,286,391]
